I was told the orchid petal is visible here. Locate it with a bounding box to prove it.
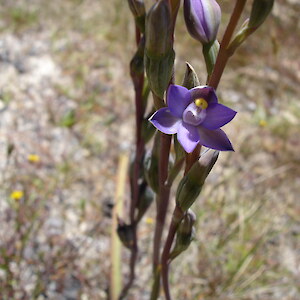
[201,103,237,130]
[167,85,191,118]
[149,108,181,134]
[177,122,200,153]
[198,127,234,151]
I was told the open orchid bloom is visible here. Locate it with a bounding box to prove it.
[149,84,237,153]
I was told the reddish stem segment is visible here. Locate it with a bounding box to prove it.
[120,26,145,300]
[209,0,247,90]
[185,144,201,175]
[161,206,184,300]
[152,133,172,269]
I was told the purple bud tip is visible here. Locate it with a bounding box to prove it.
[184,0,221,44]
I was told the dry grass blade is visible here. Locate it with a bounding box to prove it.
[110,153,129,300]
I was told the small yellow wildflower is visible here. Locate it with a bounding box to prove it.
[259,120,267,127]
[145,217,154,225]
[10,190,24,200]
[27,154,40,163]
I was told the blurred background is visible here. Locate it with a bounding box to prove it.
[0,0,299,299]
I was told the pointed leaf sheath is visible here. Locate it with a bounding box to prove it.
[182,62,200,90]
[145,0,174,98]
[145,0,172,57]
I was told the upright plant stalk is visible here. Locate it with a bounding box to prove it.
[152,132,172,268]
[120,0,273,298]
[161,206,184,300]
[185,144,201,175]
[150,102,172,300]
[119,25,145,299]
[146,0,179,298]
[209,0,247,90]
[160,1,248,299]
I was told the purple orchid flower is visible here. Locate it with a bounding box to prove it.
[149,84,237,153]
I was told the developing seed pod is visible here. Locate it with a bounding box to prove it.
[144,51,175,99]
[169,209,196,260]
[184,0,221,45]
[249,0,274,29]
[117,220,135,249]
[136,182,154,222]
[128,0,146,32]
[145,0,175,98]
[227,19,251,56]
[228,0,274,56]
[145,0,172,58]
[176,150,219,211]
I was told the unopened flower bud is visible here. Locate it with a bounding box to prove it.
[169,210,196,260]
[117,220,134,249]
[176,150,219,211]
[141,113,156,144]
[249,0,274,30]
[184,0,221,45]
[145,0,173,57]
[144,50,175,99]
[145,0,174,98]
[128,0,145,18]
[128,0,146,32]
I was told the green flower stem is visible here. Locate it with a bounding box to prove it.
[202,40,220,79]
